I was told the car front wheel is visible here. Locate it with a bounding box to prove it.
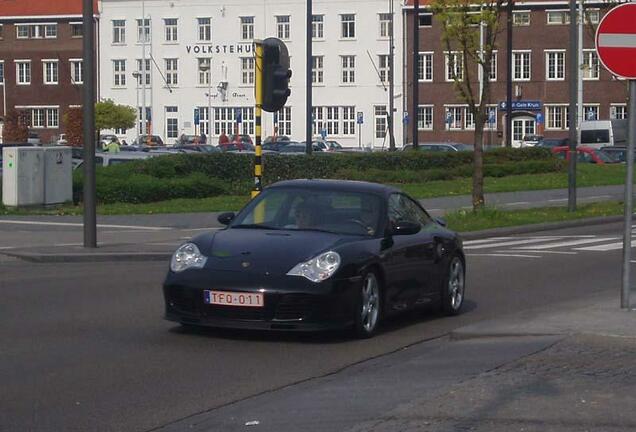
[441,255,465,315]
[353,271,382,338]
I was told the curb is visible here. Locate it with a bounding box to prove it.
[4,251,172,263]
[460,215,626,240]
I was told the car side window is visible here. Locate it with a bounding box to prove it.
[388,194,431,227]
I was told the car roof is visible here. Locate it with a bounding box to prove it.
[268,179,400,195]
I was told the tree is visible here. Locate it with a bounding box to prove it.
[2,109,29,143]
[95,99,136,132]
[64,107,83,147]
[431,0,506,210]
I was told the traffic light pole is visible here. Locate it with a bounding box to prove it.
[253,42,264,198]
[82,0,96,248]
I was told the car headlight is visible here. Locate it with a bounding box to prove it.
[171,243,207,273]
[287,251,341,283]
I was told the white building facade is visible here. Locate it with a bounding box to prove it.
[98,0,404,148]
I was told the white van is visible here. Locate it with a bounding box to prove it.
[580,119,627,149]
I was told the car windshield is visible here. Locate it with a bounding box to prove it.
[231,188,383,236]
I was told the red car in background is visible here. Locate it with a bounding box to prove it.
[551,146,618,165]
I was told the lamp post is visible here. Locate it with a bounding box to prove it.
[132,71,141,144]
[199,60,212,139]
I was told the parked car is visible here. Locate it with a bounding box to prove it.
[287,142,324,153]
[163,179,465,337]
[132,135,165,147]
[177,144,221,153]
[599,146,634,163]
[552,146,619,165]
[74,152,155,170]
[262,140,292,152]
[537,138,568,149]
[521,134,543,147]
[264,135,291,144]
[219,141,254,152]
[580,119,627,149]
[177,134,204,146]
[403,143,472,152]
[49,134,68,146]
[27,132,41,145]
[229,134,254,146]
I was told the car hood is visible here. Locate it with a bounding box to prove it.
[196,228,354,275]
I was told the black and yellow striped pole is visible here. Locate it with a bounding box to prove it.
[252,41,264,199]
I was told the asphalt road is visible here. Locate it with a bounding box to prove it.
[1,220,629,431]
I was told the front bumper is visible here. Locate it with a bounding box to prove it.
[163,270,360,331]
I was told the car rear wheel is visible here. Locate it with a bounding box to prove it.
[441,255,465,316]
[353,271,382,338]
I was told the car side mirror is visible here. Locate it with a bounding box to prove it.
[435,217,447,227]
[391,221,421,236]
[217,212,236,226]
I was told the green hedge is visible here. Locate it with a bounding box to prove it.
[72,148,558,203]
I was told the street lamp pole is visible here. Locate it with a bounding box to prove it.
[141,0,147,142]
[132,71,141,144]
[200,61,212,139]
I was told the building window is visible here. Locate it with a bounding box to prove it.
[113,20,125,44]
[445,52,464,81]
[241,57,255,85]
[0,62,4,84]
[43,61,59,85]
[582,50,599,80]
[311,15,324,40]
[16,61,31,85]
[418,13,432,27]
[70,60,83,84]
[31,109,46,128]
[379,13,392,38]
[445,106,468,130]
[0,24,3,40]
[44,24,57,38]
[341,55,355,84]
[584,105,599,121]
[198,58,211,85]
[213,107,254,136]
[512,51,531,81]
[546,105,569,130]
[166,118,178,139]
[276,16,290,40]
[584,9,600,25]
[611,104,627,120]
[136,59,151,85]
[164,18,178,42]
[375,106,387,138]
[165,59,178,86]
[546,51,565,80]
[488,52,497,81]
[240,17,254,41]
[71,23,83,37]
[378,55,389,84]
[312,107,324,135]
[325,107,340,135]
[312,56,324,84]
[276,106,292,136]
[547,10,569,25]
[513,11,531,26]
[137,18,150,43]
[341,14,356,39]
[418,53,433,82]
[16,25,29,39]
[113,60,126,87]
[46,108,59,128]
[197,18,211,41]
[485,106,498,130]
[417,106,433,130]
[342,107,356,136]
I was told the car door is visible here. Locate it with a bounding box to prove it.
[383,194,437,310]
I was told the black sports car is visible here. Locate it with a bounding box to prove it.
[163,180,466,338]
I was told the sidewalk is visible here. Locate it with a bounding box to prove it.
[156,293,636,432]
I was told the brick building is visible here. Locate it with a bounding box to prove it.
[403,0,630,147]
[0,0,98,143]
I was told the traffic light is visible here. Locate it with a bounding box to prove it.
[262,38,292,113]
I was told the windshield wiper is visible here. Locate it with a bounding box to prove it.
[232,224,281,230]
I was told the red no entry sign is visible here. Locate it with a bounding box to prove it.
[596,3,636,79]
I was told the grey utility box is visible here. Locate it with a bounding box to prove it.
[43,147,73,205]
[2,147,45,207]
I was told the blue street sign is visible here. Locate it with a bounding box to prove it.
[403,114,409,125]
[357,111,364,125]
[235,108,243,124]
[489,109,496,124]
[194,108,200,125]
[536,112,544,125]
[498,100,542,111]
[587,109,595,120]
[446,112,453,125]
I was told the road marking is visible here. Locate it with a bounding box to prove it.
[580,195,612,200]
[548,198,568,202]
[52,243,83,247]
[504,249,578,255]
[463,237,512,246]
[467,253,541,259]
[0,246,16,250]
[575,241,629,252]
[182,227,222,232]
[504,201,530,206]
[0,220,170,231]
[465,237,564,250]
[518,237,618,250]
